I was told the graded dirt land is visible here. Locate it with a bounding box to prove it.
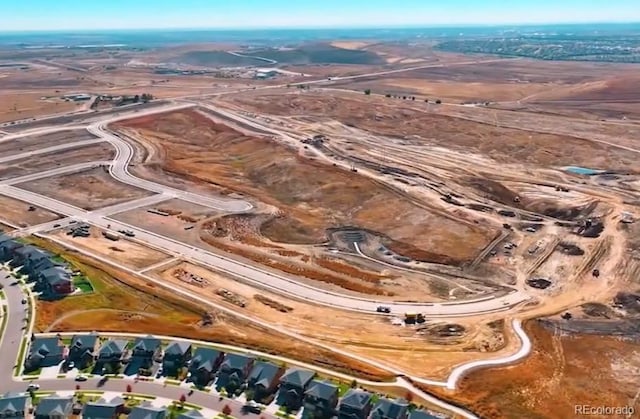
[0,194,61,227]
[0,142,114,180]
[230,91,639,171]
[48,226,171,270]
[151,261,512,378]
[0,129,98,157]
[30,237,397,383]
[116,109,494,266]
[19,166,154,210]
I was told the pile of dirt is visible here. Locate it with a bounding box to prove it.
[581,302,616,318]
[557,242,585,256]
[118,110,494,266]
[613,292,640,314]
[526,278,552,289]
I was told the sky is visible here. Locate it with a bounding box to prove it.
[3,0,640,31]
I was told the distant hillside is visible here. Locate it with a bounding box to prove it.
[169,44,384,67]
[171,51,264,66]
[252,44,384,65]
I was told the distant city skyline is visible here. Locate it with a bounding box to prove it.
[3,0,640,31]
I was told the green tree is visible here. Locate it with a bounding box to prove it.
[435,99,442,104]
[364,89,371,95]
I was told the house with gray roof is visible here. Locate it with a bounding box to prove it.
[277,367,316,410]
[303,380,340,419]
[35,267,73,297]
[408,410,440,419]
[370,398,409,419]
[0,392,30,418]
[177,410,204,419]
[125,336,161,376]
[128,402,166,419]
[162,341,192,377]
[82,396,124,419]
[247,361,284,402]
[10,245,50,271]
[95,339,128,375]
[189,347,223,387]
[25,337,64,371]
[34,394,73,419]
[28,257,66,282]
[337,389,373,419]
[216,353,254,394]
[0,239,23,262]
[68,333,99,369]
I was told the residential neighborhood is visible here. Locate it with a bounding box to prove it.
[16,333,443,419]
[0,235,77,299]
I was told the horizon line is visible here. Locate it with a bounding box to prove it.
[1,20,640,34]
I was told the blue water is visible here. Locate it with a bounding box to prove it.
[565,166,604,175]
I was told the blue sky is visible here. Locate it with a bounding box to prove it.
[3,0,640,31]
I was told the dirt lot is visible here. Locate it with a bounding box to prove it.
[0,142,114,180]
[230,91,639,172]
[112,198,220,241]
[19,166,154,210]
[0,129,98,157]
[30,236,396,382]
[0,92,79,123]
[0,194,61,226]
[116,109,493,266]
[436,320,640,419]
[150,261,511,378]
[48,226,171,270]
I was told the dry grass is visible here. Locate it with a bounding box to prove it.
[0,93,77,123]
[425,320,640,419]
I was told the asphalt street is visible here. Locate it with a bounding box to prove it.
[0,271,270,418]
[0,101,530,316]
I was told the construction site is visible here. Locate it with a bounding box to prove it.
[1,34,639,418]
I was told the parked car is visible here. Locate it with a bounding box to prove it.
[27,384,40,390]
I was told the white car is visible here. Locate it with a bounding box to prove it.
[27,384,40,391]
[75,375,88,382]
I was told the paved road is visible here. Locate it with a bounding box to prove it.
[1,179,529,315]
[0,101,530,316]
[0,271,269,418]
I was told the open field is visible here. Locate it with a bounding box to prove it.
[29,236,396,382]
[435,321,640,419]
[19,166,154,210]
[0,129,98,157]
[116,109,494,266]
[47,226,172,270]
[151,261,512,378]
[0,194,61,227]
[0,142,114,180]
[229,91,640,171]
[0,92,80,123]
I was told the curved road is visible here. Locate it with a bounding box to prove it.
[0,271,269,418]
[0,102,532,316]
